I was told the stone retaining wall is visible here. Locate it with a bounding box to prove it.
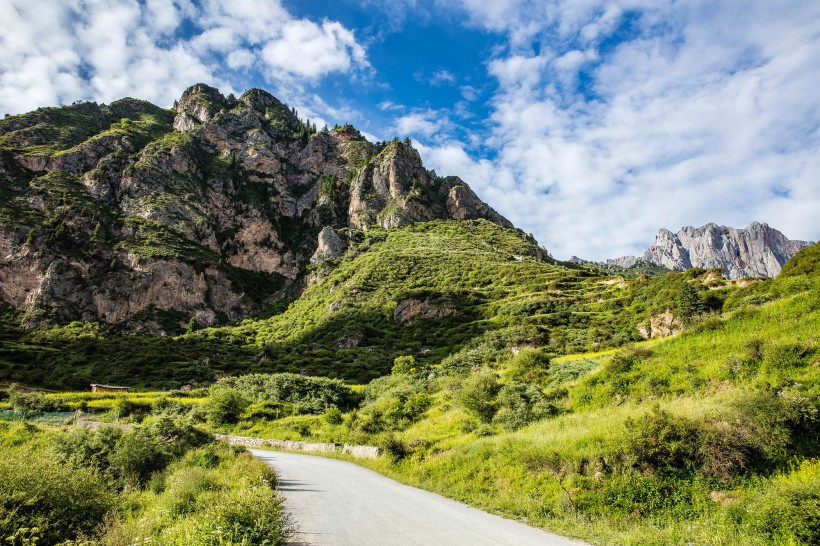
[214,433,381,458]
[342,444,382,458]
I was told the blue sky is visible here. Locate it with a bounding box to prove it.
[1,0,818,260]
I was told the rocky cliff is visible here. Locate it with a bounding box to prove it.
[0,84,513,333]
[607,222,813,279]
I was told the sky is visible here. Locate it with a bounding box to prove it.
[1,0,818,260]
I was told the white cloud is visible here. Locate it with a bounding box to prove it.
[418,0,820,260]
[0,0,368,115]
[429,69,456,86]
[460,85,479,101]
[261,20,367,80]
[395,110,446,138]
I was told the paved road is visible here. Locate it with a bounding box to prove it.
[250,448,588,546]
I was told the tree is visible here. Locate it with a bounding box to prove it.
[676,281,704,322]
[205,388,250,425]
[392,355,417,375]
[458,369,500,423]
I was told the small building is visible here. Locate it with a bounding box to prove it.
[90,384,130,393]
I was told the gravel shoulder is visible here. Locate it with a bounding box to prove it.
[250,448,589,546]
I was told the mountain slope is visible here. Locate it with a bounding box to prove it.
[0,84,510,333]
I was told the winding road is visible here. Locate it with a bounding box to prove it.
[250,448,588,546]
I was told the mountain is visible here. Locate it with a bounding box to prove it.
[604,222,813,279]
[0,84,512,333]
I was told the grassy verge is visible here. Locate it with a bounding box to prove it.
[0,417,291,545]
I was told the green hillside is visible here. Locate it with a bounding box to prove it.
[1,219,744,388]
[214,242,819,545]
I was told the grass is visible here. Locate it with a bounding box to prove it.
[0,418,291,545]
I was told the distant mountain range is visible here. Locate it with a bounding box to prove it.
[577,222,813,279]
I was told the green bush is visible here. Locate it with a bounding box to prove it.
[493,381,558,431]
[205,388,250,425]
[379,434,408,462]
[8,389,68,413]
[215,373,358,414]
[458,369,500,423]
[507,347,551,384]
[602,472,699,518]
[102,446,291,545]
[745,459,820,545]
[323,405,343,425]
[625,408,700,475]
[112,396,151,419]
[55,417,211,485]
[0,447,116,545]
[54,424,122,471]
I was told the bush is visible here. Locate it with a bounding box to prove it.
[54,424,122,471]
[0,447,116,545]
[8,389,68,413]
[323,405,343,425]
[458,369,499,423]
[214,373,358,414]
[745,459,820,545]
[103,446,291,545]
[603,473,699,518]
[507,347,551,385]
[56,417,211,486]
[379,434,408,462]
[625,408,700,475]
[493,381,558,431]
[112,396,151,420]
[205,388,250,425]
[392,355,417,375]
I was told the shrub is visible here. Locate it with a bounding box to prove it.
[8,389,68,413]
[379,434,408,462]
[110,427,173,485]
[215,373,358,414]
[745,459,820,545]
[507,347,551,384]
[54,424,122,472]
[675,281,705,323]
[458,369,500,423]
[205,388,250,425]
[323,405,343,425]
[603,472,699,518]
[625,408,699,475]
[493,381,558,431]
[103,447,291,545]
[392,355,417,375]
[112,396,151,420]
[0,447,116,545]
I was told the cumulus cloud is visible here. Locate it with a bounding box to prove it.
[429,69,457,86]
[418,0,820,260]
[395,110,448,138]
[0,0,368,115]
[261,20,367,80]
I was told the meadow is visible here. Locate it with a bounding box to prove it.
[2,233,817,545]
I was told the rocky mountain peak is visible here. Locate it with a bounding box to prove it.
[0,84,518,333]
[610,222,813,279]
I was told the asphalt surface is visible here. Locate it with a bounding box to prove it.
[250,448,588,546]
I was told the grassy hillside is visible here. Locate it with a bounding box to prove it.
[3,243,816,544]
[1,220,742,388]
[197,243,819,545]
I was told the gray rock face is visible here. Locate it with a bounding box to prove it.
[602,255,640,269]
[613,222,813,279]
[0,83,514,332]
[310,227,347,263]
